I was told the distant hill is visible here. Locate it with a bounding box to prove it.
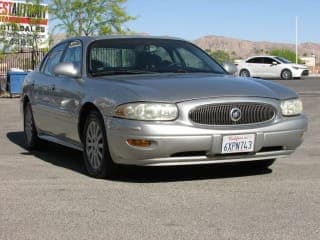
[194,35,320,63]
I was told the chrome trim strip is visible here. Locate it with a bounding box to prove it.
[38,134,83,151]
[189,102,276,126]
[124,150,294,166]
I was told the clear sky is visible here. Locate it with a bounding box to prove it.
[124,0,320,43]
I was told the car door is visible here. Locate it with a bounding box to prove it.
[49,40,84,143]
[246,57,264,77]
[262,57,282,78]
[32,42,67,134]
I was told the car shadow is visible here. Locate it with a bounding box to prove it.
[7,131,87,175]
[7,131,272,183]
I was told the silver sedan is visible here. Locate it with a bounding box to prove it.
[21,36,308,178]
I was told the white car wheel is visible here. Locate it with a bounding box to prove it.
[281,69,292,80]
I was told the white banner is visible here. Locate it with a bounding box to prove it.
[0,0,49,49]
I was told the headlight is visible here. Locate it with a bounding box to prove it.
[280,98,303,116]
[292,66,305,70]
[114,102,178,121]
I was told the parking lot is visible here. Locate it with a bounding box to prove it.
[0,78,319,240]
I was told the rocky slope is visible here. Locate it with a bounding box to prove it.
[194,35,320,62]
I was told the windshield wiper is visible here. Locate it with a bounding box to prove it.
[166,69,216,74]
[91,69,157,76]
[167,68,189,73]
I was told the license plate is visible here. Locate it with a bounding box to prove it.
[221,134,255,154]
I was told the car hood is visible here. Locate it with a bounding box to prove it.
[292,64,308,69]
[287,63,308,69]
[96,73,298,103]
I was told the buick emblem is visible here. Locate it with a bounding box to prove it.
[230,108,241,122]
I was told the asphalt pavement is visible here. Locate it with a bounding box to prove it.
[0,78,319,240]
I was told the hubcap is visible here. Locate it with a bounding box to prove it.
[241,71,249,77]
[85,121,104,170]
[24,107,33,143]
[283,71,290,79]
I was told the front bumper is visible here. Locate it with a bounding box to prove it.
[105,113,308,166]
[292,68,309,78]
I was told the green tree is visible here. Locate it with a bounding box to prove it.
[50,0,135,36]
[207,49,233,64]
[269,48,304,64]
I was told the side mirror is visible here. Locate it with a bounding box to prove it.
[221,62,237,75]
[272,61,278,65]
[53,62,81,78]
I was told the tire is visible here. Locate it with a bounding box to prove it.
[239,69,250,77]
[24,102,41,150]
[281,69,292,80]
[83,110,118,178]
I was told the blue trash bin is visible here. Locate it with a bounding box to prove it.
[7,71,28,97]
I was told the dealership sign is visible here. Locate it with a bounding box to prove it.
[0,0,48,48]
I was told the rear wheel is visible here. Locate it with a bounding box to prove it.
[281,69,292,80]
[83,110,118,178]
[240,69,250,77]
[24,102,41,150]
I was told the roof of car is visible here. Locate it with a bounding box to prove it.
[59,35,186,44]
[247,55,277,59]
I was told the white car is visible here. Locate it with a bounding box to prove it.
[237,56,309,80]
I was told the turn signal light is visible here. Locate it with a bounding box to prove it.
[127,139,152,147]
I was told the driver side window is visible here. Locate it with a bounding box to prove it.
[42,43,67,76]
[263,57,275,64]
[61,40,82,72]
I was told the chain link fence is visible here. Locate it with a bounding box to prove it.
[0,50,46,92]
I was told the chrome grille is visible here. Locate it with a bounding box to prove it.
[189,103,276,125]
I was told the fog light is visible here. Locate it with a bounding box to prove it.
[127,139,152,147]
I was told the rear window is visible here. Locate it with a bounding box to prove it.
[247,57,263,64]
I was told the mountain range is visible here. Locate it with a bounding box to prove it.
[193,35,320,63]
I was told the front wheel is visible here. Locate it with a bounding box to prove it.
[83,110,118,178]
[281,69,292,80]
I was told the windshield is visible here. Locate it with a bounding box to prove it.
[274,56,292,64]
[88,39,226,76]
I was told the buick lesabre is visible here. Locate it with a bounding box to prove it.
[21,36,308,178]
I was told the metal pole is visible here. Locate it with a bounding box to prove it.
[296,16,298,64]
